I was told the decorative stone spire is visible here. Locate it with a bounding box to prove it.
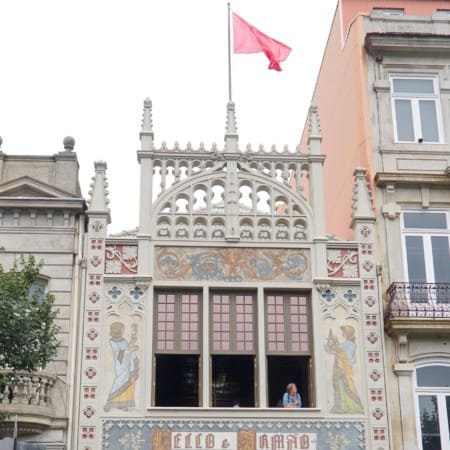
[0,136,3,149]
[352,167,375,221]
[140,97,154,150]
[224,101,239,153]
[87,161,111,224]
[307,105,322,155]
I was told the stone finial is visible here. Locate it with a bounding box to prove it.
[307,105,322,155]
[87,160,111,223]
[308,105,321,135]
[63,136,75,151]
[224,101,239,152]
[140,97,154,150]
[0,136,2,148]
[351,167,375,220]
[225,101,237,135]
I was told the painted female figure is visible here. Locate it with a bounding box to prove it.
[104,322,139,411]
[325,325,363,413]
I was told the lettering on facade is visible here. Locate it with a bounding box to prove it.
[152,430,317,450]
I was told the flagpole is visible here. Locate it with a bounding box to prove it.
[227,2,232,101]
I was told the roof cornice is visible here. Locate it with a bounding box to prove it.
[375,172,450,187]
[365,33,450,55]
[0,197,86,211]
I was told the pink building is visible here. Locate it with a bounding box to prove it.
[302,1,450,449]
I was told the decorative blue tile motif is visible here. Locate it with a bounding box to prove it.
[321,289,336,303]
[107,286,122,300]
[343,289,357,303]
[103,419,365,450]
[129,286,144,300]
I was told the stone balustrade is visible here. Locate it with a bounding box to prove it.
[0,372,57,435]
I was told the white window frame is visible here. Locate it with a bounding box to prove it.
[374,8,404,16]
[390,75,444,144]
[436,9,450,17]
[401,210,450,284]
[414,363,450,450]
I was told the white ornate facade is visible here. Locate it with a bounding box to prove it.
[66,100,388,450]
[0,93,399,450]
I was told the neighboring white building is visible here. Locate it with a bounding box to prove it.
[0,137,86,450]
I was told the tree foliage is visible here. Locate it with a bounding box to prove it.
[0,256,60,373]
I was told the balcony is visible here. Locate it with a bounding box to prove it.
[0,372,56,436]
[385,282,450,335]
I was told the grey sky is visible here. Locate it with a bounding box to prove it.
[0,0,337,232]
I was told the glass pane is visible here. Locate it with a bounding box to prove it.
[420,100,440,142]
[393,78,435,94]
[417,366,450,387]
[289,296,309,352]
[404,212,447,230]
[419,395,441,450]
[432,237,450,287]
[395,99,415,141]
[212,355,255,407]
[29,281,46,303]
[375,8,404,16]
[405,236,426,283]
[155,355,199,407]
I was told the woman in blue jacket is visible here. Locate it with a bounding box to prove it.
[282,382,302,408]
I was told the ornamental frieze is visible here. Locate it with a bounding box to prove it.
[154,247,310,282]
[105,244,138,274]
[103,419,365,450]
[327,249,359,278]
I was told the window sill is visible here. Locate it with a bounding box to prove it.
[143,407,324,418]
[379,144,449,154]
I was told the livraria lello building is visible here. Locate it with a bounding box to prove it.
[2,1,450,450]
[0,101,385,449]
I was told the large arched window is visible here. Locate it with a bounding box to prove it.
[415,364,450,450]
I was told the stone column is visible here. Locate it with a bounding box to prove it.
[257,286,267,408]
[202,286,210,407]
[394,363,419,450]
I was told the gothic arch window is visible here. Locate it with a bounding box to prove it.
[151,169,314,242]
[415,364,450,450]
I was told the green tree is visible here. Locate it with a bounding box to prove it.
[0,256,60,418]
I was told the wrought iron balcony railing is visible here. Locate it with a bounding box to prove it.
[386,282,450,319]
[0,372,56,434]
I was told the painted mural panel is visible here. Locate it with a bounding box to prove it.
[105,244,138,274]
[103,419,365,450]
[102,308,142,413]
[327,248,359,278]
[155,247,310,282]
[324,314,364,414]
[104,321,139,412]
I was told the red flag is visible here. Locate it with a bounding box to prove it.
[232,12,291,71]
